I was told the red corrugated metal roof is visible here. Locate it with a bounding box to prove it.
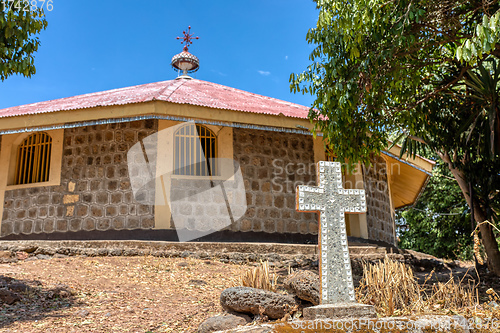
[0,78,311,119]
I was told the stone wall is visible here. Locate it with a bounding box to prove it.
[1,120,157,236]
[232,128,317,235]
[169,176,246,233]
[363,155,395,245]
[1,122,397,244]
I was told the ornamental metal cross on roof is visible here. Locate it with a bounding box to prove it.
[296,161,367,304]
[176,26,199,51]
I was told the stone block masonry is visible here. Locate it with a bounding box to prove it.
[363,155,395,245]
[232,128,317,235]
[1,121,397,245]
[1,120,157,236]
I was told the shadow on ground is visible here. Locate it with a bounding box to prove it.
[0,274,78,329]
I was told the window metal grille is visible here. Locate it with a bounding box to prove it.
[15,132,52,185]
[174,124,218,176]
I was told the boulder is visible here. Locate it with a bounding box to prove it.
[220,287,297,319]
[198,314,249,333]
[283,270,320,305]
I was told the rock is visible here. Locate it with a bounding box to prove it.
[0,289,21,304]
[108,248,123,256]
[15,252,29,260]
[180,251,193,258]
[177,262,189,267]
[0,251,12,259]
[54,248,70,255]
[265,253,280,262]
[47,285,75,299]
[97,249,108,256]
[77,309,89,317]
[220,287,297,319]
[0,276,14,285]
[198,314,249,333]
[35,247,55,255]
[22,246,38,253]
[188,279,207,285]
[53,254,68,259]
[82,249,97,257]
[36,254,52,260]
[283,270,320,305]
[8,282,30,293]
[488,301,500,310]
[123,249,139,256]
[153,250,167,257]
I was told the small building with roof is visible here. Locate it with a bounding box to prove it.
[0,31,434,245]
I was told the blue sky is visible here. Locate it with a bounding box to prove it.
[0,0,319,109]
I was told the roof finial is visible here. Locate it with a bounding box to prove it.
[171,26,200,78]
[176,26,199,52]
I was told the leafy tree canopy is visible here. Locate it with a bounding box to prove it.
[291,0,500,166]
[292,0,500,272]
[0,4,47,81]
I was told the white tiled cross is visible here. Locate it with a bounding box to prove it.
[296,161,367,304]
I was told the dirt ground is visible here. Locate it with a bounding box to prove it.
[0,255,251,333]
[0,252,499,333]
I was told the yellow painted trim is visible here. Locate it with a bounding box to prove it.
[0,129,63,190]
[0,191,4,230]
[343,163,368,239]
[0,129,64,234]
[384,154,429,209]
[154,119,176,230]
[313,136,326,164]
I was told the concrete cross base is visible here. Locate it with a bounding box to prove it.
[303,303,377,320]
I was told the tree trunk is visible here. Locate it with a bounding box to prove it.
[438,152,500,276]
[474,204,500,275]
[443,157,500,276]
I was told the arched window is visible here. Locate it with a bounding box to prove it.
[15,132,52,185]
[174,124,218,176]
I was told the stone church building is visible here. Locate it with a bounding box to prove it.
[0,43,434,246]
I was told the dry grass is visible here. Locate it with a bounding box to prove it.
[357,256,500,319]
[427,274,478,311]
[357,256,424,315]
[239,261,278,292]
